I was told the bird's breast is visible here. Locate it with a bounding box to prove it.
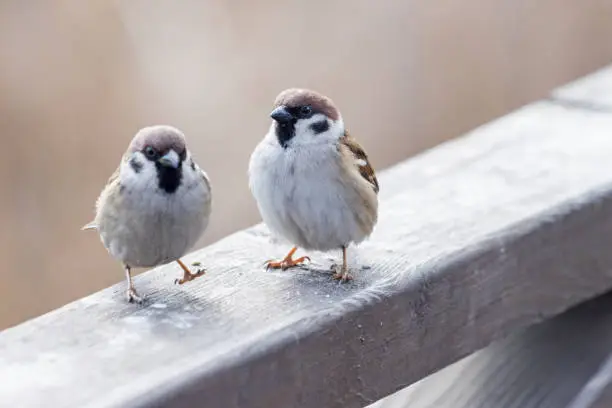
[249,142,372,251]
[101,176,210,267]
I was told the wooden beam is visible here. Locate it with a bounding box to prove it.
[370,293,612,408]
[3,68,612,408]
[552,65,612,111]
[567,351,612,408]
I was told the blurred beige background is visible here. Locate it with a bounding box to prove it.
[1,0,611,329]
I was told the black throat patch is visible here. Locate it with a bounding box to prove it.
[155,163,183,194]
[275,121,296,148]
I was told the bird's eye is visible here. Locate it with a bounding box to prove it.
[144,146,157,159]
[299,106,312,117]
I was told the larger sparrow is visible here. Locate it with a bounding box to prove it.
[83,125,212,302]
[248,88,379,282]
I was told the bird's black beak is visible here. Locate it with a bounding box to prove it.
[270,106,293,124]
[157,150,180,169]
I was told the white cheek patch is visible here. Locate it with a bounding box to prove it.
[120,152,158,191]
[128,156,144,173]
[292,115,344,147]
[294,113,327,135]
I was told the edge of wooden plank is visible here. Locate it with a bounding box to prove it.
[567,353,612,408]
[369,292,612,408]
[550,65,612,111]
[370,61,612,408]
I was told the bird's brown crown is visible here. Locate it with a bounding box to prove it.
[128,125,187,155]
[274,88,340,120]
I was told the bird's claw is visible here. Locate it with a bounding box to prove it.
[126,288,144,303]
[265,256,311,271]
[332,272,353,282]
[331,264,353,282]
[175,268,206,285]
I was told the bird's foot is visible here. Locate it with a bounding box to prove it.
[175,260,206,285]
[265,247,310,270]
[126,287,144,303]
[331,264,353,282]
[174,268,206,285]
[265,256,310,270]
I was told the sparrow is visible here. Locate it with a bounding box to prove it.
[248,88,379,282]
[83,125,212,303]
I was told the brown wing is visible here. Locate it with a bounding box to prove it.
[340,130,379,193]
[82,164,122,230]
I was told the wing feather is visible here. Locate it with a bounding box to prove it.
[340,130,379,194]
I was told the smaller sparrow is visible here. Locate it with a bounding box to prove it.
[248,88,379,281]
[83,125,212,302]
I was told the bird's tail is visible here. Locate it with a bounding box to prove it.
[81,221,98,231]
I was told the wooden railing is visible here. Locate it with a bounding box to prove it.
[3,65,612,408]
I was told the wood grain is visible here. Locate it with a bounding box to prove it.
[566,352,612,408]
[372,63,612,408]
[370,293,612,408]
[4,71,612,407]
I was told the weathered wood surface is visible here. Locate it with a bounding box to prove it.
[370,64,612,408]
[3,67,612,407]
[370,293,612,408]
[567,351,612,408]
[552,65,612,111]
